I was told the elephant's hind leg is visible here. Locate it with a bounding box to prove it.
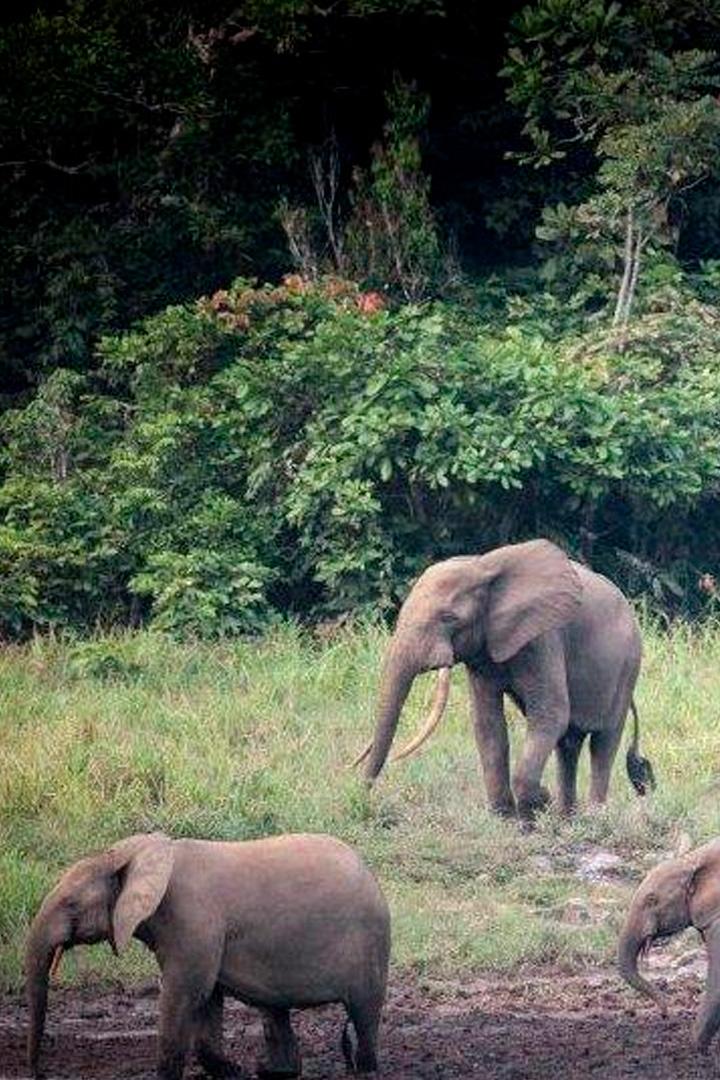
[195,986,241,1078]
[589,726,623,805]
[345,996,382,1073]
[258,1007,301,1078]
[556,727,587,815]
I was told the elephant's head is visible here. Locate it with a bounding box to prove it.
[618,839,720,1045]
[355,539,582,782]
[26,832,174,1077]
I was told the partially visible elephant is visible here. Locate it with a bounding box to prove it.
[26,832,390,1079]
[354,539,654,820]
[619,838,720,1051]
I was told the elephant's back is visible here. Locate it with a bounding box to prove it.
[564,562,641,726]
[178,833,386,913]
[570,562,640,637]
[200,834,390,1008]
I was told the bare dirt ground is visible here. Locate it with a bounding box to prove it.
[0,965,716,1080]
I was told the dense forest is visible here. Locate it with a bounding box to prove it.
[3,0,720,637]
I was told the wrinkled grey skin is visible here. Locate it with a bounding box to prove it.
[619,839,720,1052]
[26,832,390,1080]
[362,539,646,821]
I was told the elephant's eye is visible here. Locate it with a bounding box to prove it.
[645,892,659,908]
[439,611,457,624]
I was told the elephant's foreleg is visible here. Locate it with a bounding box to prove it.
[513,728,562,820]
[508,641,570,821]
[589,727,623,805]
[195,986,240,1079]
[157,979,200,1080]
[556,727,587,815]
[156,953,220,1080]
[258,1007,301,1078]
[466,667,515,816]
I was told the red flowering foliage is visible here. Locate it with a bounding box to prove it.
[199,276,385,333]
[356,291,386,313]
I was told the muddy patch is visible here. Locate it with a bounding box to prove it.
[0,968,715,1079]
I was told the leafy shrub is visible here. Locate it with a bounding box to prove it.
[1,273,720,637]
[130,550,274,639]
[67,642,143,682]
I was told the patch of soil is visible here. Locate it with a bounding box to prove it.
[0,968,715,1079]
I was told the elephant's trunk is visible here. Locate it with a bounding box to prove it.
[693,921,720,1050]
[364,648,417,783]
[25,909,64,1076]
[617,926,667,1014]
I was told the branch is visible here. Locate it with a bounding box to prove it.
[0,156,94,174]
[309,135,345,271]
[91,86,194,116]
[674,171,711,197]
[623,226,648,326]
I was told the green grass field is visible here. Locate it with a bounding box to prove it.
[2,620,720,992]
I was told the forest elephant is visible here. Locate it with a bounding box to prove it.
[26,832,390,1079]
[619,838,720,1051]
[353,538,655,821]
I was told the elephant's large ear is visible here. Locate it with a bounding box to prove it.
[484,540,582,664]
[109,833,175,952]
[689,850,720,931]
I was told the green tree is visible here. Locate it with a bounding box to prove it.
[279,79,452,302]
[3,275,720,637]
[503,0,720,331]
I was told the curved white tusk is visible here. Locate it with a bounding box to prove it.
[390,667,451,763]
[349,738,374,769]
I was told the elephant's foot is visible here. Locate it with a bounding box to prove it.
[516,783,552,826]
[257,1041,301,1080]
[353,1052,379,1074]
[489,796,517,818]
[197,1046,244,1079]
[157,1051,188,1080]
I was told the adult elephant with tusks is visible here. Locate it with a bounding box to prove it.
[353,539,655,822]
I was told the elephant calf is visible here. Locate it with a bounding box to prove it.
[26,831,390,1079]
[619,838,720,1051]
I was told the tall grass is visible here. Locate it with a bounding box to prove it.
[1,619,719,990]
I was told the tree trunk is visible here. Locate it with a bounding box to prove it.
[612,208,635,330]
[612,205,648,347]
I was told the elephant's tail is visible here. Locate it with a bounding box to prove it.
[626,699,656,796]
